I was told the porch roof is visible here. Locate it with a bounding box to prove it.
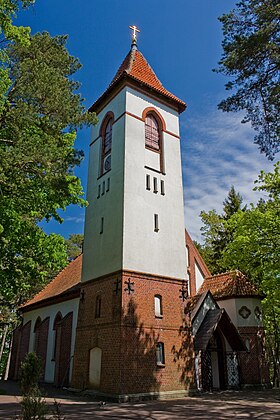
[194,308,246,352]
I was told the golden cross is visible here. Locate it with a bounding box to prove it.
[129,25,140,43]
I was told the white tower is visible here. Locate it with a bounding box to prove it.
[82,32,187,284]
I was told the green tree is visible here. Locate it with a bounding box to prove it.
[65,233,84,260]
[199,186,245,273]
[0,32,97,309]
[221,164,280,386]
[0,1,34,113]
[216,0,280,159]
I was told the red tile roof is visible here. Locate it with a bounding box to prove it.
[198,270,261,299]
[90,47,186,113]
[21,255,82,311]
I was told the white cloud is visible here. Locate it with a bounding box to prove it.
[65,215,85,224]
[181,107,276,242]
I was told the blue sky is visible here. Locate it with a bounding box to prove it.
[17,0,276,242]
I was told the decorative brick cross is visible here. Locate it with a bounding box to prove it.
[124,278,135,295]
[179,282,188,302]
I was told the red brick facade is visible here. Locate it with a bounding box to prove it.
[71,270,194,397]
[238,326,270,386]
[185,230,211,296]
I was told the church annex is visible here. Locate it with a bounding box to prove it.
[9,31,270,400]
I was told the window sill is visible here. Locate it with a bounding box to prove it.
[97,169,111,180]
[144,165,166,175]
[155,315,163,319]
[156,363,165,368]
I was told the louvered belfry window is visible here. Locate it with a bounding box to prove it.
[145,114,160,150]
[104,118,112,155]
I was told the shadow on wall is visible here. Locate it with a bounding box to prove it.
[171,314,195,391]
[120,298,161,395]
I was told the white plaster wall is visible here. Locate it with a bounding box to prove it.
[122,88,187,280]
[195,261,204,291]
[22,298,79,383]
[218,299,237,326]
[82,89,126,282]
[145,148,160,171]
[218,297,263,328]
[82,85,187,282]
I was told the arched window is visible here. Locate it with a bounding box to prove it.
[95,295,101,318]
[101,115,113,174]
[145,114,160,151]
[33,317,41,352]
[52,312,62,360]
[154,294,163,318]
[156,342,165,366]
[104,119,112,155]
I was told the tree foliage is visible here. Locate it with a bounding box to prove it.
[199,186,245,273]
[0,1,33,44]
[65,233,84,260]
[0,1,34,113]
[199,166,280,386]
[0,32,97,310]
[216,0,280,159]
[221,164,280,386]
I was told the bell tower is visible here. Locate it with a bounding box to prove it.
[82,28,187,282]
[72,29,190,399]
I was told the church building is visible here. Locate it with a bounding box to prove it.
[9,29,270,400]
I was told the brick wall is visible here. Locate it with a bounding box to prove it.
[238,326,270,386]
[72,270,195,396]
[185,231,211,296]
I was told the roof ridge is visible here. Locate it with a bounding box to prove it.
[205,270,241,280]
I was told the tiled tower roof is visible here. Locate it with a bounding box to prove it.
[89,47,186,114]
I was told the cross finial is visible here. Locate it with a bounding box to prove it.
[129,25,140,46]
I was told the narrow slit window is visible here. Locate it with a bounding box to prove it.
[97,184,101,199]
[154,295,163,318]
[146,174,151,190]
[154,214,159,232]
[153,177,158,193]
[95,296,101,318]
[100,217,104,234]
[106,177,110,192]
[102,181,105,195]
[156,342,165,366]
[160,180,165,195]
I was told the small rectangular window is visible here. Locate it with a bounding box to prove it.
[160,180,165,195]
[154,214,159,232]
[106,177,110,192]
[95,296,101,318]
[146,174,151,190]
[154,295,163,318]
[97,184,101,199]
[100,217,104,234]
[153,177,158,193]
[156,342,165,366]
[102,181,105,195]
